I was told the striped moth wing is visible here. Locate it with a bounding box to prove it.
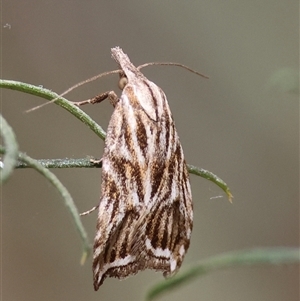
[93,47,193,290]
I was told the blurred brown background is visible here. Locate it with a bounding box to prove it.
[2,1,299,301]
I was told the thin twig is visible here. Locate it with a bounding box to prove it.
[147,247,300,300]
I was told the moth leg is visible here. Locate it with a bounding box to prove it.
[79,157,102,216]
[72,91,120,108]
[90,157,102,167]
[107,91,119,107]
[72,91,110,106]
[80,205,99,216]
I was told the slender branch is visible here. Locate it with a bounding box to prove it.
[0,79,106,140]
[0,114,19,183]
[2,155,232,201]
[146,247,300,300]
[0,146,91,259]
[13,157,100,168]
[188,164,233,202]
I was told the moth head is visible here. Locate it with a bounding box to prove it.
[118,72,128,90]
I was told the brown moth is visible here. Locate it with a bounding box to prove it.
[93,47,193,290]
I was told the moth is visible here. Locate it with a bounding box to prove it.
[92,47,193,290]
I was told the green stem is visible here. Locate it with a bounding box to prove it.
[0,79,106,139]
[1,155,232,201]
[147,247,300,300]
[0,114,19,183]
[0,146,91,259]
[188,164,233,202]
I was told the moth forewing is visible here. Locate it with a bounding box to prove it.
[93,47,193,290]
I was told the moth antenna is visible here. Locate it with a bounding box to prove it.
[59,69,121,97]
[25,69,121,113]
[137,62,209,79]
